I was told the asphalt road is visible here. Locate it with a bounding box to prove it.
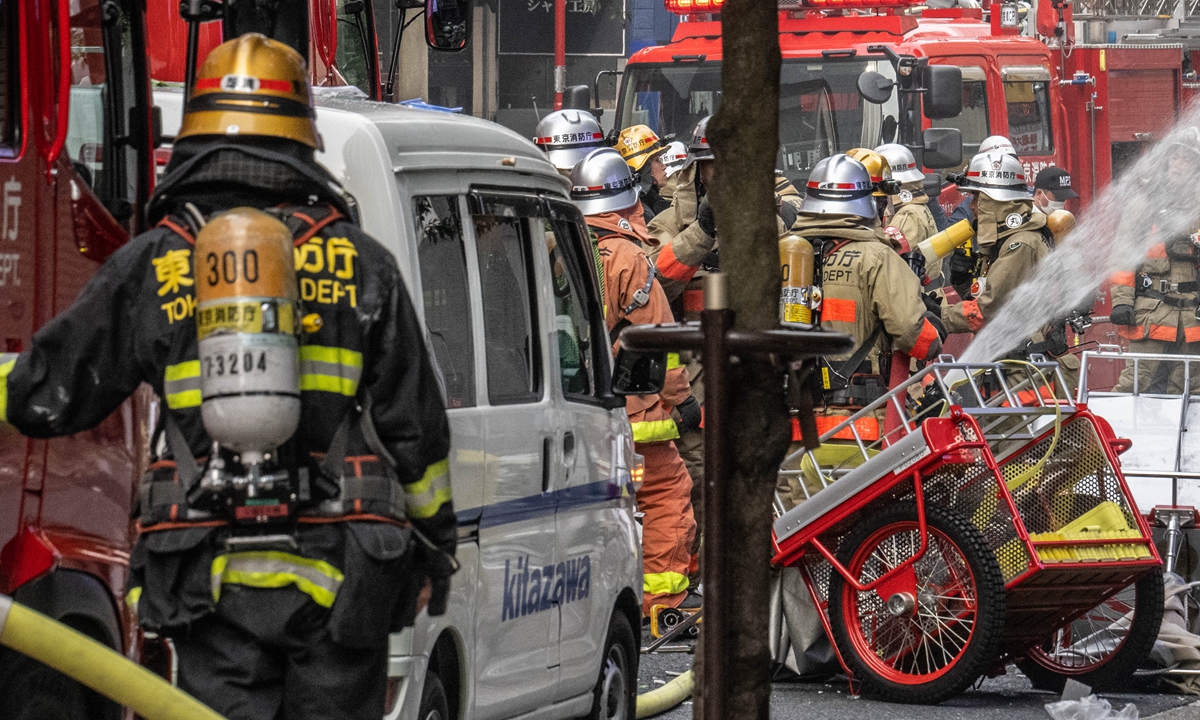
[637,647,1200,719]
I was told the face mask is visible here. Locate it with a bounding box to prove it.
[1043,199,1066,213]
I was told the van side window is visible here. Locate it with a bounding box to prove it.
[939,78,989,169]
[545,210,601,399]
[1004,80,1053,155]
[470,194,542,405]
[414,196,475,408]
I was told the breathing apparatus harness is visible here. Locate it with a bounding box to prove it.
[140,204,409,533]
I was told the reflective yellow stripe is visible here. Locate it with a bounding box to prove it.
[164,361,202,409]
[164,360,200,382]
[667,352,683,370]
[299,374,358,395]
[644,571,689,596]
[0,354,16,423]
[299,346,362,396]
[299,346,362,368]
[125,586,142,610]
[405,458,452,519]
[631,419,680,443]
[211,551,345,608]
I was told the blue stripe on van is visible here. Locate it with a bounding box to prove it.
[455,479,626,531]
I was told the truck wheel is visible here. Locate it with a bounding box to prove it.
[582,610,637,720]
[417,667,450,720]
[828,502,1006,705]
[0,655,115,720]
[1019,569,1164,692]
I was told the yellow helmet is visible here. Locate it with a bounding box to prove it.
[846,148,894,197]
[616,125,667,172]
[178,33,319,150]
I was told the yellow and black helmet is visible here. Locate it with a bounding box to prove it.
[178,33,319,150]
[615,125,667,172]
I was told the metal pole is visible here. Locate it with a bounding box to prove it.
[701,274,733,720]
[553,0,566,110]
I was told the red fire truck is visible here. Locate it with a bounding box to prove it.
[0,0,155,718]
[617,0,1188,209]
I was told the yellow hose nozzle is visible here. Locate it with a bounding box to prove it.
[917,219,975,264]
[0,595,226,720]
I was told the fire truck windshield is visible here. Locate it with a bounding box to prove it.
[617,59,898,184]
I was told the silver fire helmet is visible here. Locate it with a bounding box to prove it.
[874,143,924,184]
[569,148,640,216]
[800,154,877,219]
[661,141,690,177]
[978,135,1018,158]
[534,110,607,171]
[689,115,713,161]
[962,150,1032,202]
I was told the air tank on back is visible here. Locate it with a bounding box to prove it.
[194,208,301,466]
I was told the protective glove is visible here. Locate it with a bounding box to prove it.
[922,292,943,318]
[778,200,798,230]
[947,247,975,289]
[675,396,702,432]
[428,577,451,617]
[414,533,458,617]
[924,310,947,342]
[1110,304,1137,327]
[697,197,716,237]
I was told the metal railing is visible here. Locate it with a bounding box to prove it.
[1071,0,1200,20]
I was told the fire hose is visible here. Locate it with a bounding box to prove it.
[636,669,694,718]
[0,595,225,720]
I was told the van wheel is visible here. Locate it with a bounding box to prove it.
[583,611,637,720]
[0,655,116,720]
[418,667,450,720]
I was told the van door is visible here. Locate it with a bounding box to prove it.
[468,190,561,720]
[540,199,628,699]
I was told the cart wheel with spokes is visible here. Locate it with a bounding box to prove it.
[828,502,1007,704]
[1018,569,1164,692]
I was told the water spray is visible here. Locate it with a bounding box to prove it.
[960,104,1200,363]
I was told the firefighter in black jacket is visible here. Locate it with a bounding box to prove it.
[0,35,454,720]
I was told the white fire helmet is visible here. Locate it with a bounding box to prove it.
[800,154,877,219]
[689,115,713,161]
[962,150,1032,202]
[534,110,607,171]
[569,148,640,216]
[978,135,1018,157]
[874,143,924,184]
[660,141,690,177]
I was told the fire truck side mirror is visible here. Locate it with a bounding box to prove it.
[611,349,667,397]
[857,71,895,105]
[923,65,963,120]
[922,128,963,170]
[426,0,470,51]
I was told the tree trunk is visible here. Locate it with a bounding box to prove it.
[700,0,786,718]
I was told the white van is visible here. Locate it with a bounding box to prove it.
[156,91,644,720]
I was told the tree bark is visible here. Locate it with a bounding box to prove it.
[700,0,787,718]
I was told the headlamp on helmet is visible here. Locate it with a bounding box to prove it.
[178,33,320,150]
[569,148,641,216]
[846,148,900,197]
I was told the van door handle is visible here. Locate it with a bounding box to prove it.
[541,436,553,493]
[562,431,576,474]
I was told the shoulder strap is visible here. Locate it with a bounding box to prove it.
[832,324,886,379]
[269,203,346,244]
[162,413,201,490]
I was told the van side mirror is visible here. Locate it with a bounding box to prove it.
[611,349,667,396]
[923,65,962,120]
[857,71,894,105]
[426,0,470,51]
[923,128,963,169]
[562,85,591,110]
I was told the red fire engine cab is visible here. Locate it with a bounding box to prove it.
[0,0,155,717]
[617,0,1187,214]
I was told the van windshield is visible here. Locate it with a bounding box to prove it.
[617,59,897,184]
